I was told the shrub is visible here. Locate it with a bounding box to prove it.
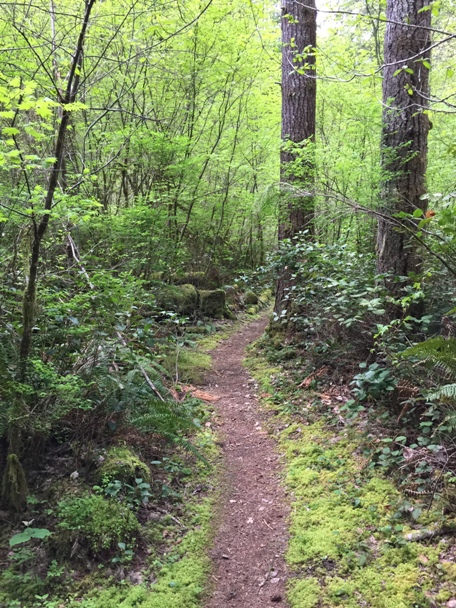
[57,493,139,553]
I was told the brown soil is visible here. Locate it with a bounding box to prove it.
[205,316,289,607]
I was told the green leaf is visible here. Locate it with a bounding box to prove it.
[63,102,88,111]
[10,528,51,546]
[412,209,423,218]
[2,127,19,136]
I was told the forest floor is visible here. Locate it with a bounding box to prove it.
[203,315,456,608]
[204,315,289,607]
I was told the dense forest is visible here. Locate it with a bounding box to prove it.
[1,0,456,606]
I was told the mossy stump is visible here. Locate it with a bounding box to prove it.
[2,454,28,511]
[244,291,259,306]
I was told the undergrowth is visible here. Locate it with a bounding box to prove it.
[246,341,456,608]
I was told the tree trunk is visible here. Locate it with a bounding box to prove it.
[275,0,317,317]
[4,0,97,512]
[377,0,431,290]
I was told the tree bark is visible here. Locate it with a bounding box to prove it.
[19,0,97,379]
[275,0,317,317]
[4,0,97,512]
[377,0,431,289]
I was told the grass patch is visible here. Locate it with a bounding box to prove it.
[245,346,455,608]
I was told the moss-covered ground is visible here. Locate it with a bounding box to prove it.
[72,451,217,608]
[246,341,456,608]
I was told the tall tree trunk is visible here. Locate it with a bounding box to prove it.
[377,0,431,291]
[3,0,97,512]
[275,0,317,317]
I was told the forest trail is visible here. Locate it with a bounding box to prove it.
[205,316,289,608]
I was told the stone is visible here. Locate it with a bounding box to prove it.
[156,283,199,314]
[244,291,259,305]
[199,289,227,318]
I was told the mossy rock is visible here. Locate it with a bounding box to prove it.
[173,272,207,288]
[223,285,237,304]
[149,271,165,282]
[157,284,199,314]
[99,446,150,485]
[244,291,259,306]
[162,350,212,384]
[199,289,227,318]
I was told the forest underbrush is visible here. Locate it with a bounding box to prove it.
[247,336,456,607]
[0,282,271,608]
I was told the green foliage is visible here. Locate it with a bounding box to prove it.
[401,336,456,379]
[130,397,201,438]
[9,528,52,547]
[351,363,396,402]
[57,493,139,554]
[401,336,456,434]
[269,238,392,355]
[100,478,152,511]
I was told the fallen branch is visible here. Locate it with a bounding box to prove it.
[404,525,456,542]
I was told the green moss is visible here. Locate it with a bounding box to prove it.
[244,291,259,305]
[72,470,215,608]
[157,284,199,314]
[246,349,441,608]
[161,349,212,384]
[173,272,207,288]
[199,289,227,318]
[100,446,150,485]
[287,577,320,608]
[57,493,139,553]
[1,453,28,511]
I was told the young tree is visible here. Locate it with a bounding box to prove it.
[376,0,432,290]
[275,0,317,316]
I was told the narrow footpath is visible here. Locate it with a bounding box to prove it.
[205,316,289,608]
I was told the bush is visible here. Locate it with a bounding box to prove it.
[57,493,139,553]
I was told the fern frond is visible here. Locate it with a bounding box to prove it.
[130,398,197,435]
[172,436,209,465]
[402,337,456,376]
[428,384,456,401]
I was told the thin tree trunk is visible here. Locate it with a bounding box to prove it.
[4,0,97,512]
[377,0,431,290]
[19,0,96,377]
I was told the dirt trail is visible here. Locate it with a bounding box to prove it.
[205,316,289,608]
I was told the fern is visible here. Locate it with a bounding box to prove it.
[401,337,456,377]
[130,397,197,435]
[131,398,207,462]
[428,384,456,401]
[402,337,456,403]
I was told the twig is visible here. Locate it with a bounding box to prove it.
[115,331,166,402]
[67,233,94,289]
